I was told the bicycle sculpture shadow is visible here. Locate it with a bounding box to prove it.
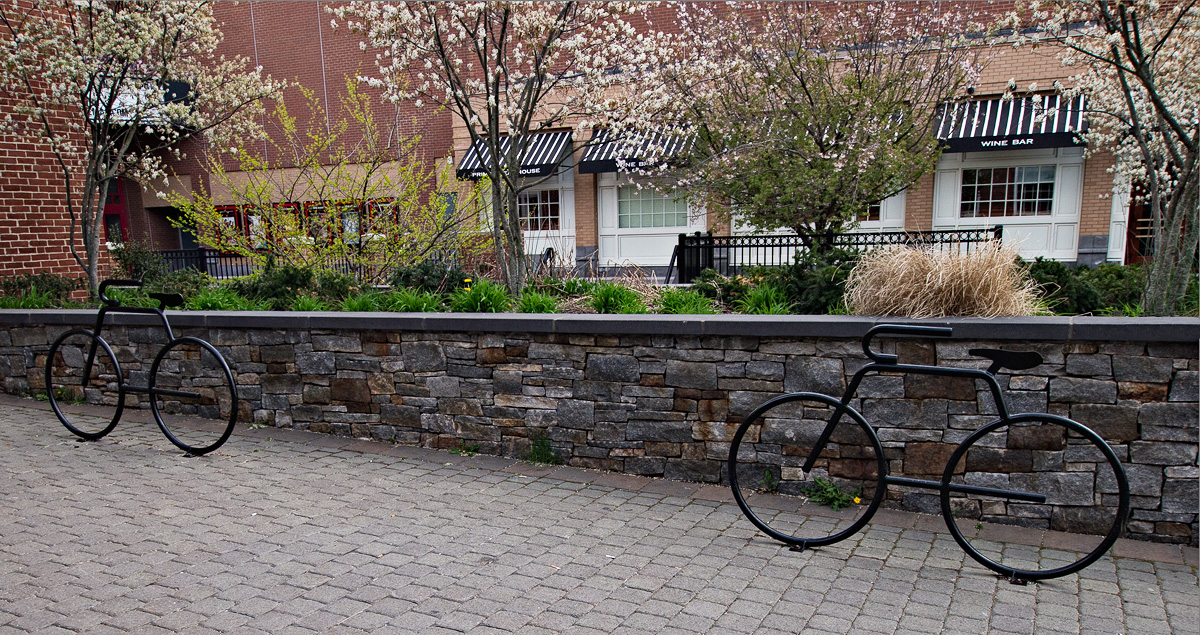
[728,324,1130,584]
[44,279,238,456]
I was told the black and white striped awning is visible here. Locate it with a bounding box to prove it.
[578,129,692,174]
[455,131,572,180]
[937,95,1087,153]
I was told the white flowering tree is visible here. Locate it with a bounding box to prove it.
[332,2,677,292]
[660,2,986,253]
[0,1,284,296]
[1007,1,1198,315]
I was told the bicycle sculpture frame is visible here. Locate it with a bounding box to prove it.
[44,279,238,456]
[728,324,1130,583]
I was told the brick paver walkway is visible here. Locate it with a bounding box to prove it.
[1,395,1196,634]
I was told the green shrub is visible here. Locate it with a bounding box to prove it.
[690,269,750,306]
[525,431,563,465]
[340,291,385,312]
[590,282,647,314]
[390,260,471,294]
[1079,263,1144,311]
[184,286,268,311]
[143,268,213,302]
[316,270,357,301]
[735,284,794,314]
[109,240,169,282]
[1023,258,1101,315]
[448,278,511,312]
[765,248,860,314]
[0,273,83,302]
[289,294,330,312]
[383,288,443,312]
[232,263,315,310]
[518,290,559,313]
[656,287,718,314]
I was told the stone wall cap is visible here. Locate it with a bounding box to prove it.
[1,309,1197,342]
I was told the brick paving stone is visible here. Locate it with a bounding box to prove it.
[0,398,1194,634]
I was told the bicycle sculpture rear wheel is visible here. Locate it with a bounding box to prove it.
[728,392,887,549]
[148,337,238,455]
[45,329,125,440]
[940,414,1130,581]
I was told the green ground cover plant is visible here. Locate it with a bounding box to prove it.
[656,287,718,314]
[449,278,511,312]
[590,281,647,314]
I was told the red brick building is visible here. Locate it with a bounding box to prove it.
[1,2,1144,281]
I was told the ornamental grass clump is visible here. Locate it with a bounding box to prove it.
[845,243,1045,317]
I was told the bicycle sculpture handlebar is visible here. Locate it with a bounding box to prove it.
[861,323,952,364]
[98,278,143,306]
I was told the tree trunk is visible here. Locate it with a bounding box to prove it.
[1141,173,1199,315]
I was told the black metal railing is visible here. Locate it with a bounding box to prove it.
[158,248,259,279]
[665,225,1003,284]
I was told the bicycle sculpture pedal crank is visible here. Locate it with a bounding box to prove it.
[728,324,1130,583]
[44,279,238,456]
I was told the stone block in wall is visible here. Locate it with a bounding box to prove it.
[627,419,692,443]
[1169,371,1198,402]
[313,334,360,353]
[1008,375,1049,391]
[1098,463,1162,497]
[861,399,948,429]
[401,342,445,372]
[665,360,718,390]
[1142,425,1196,442]
[557,399,595,430]
[665,458,720,483]
[966,447,1033,473]
[297,352,336,375]
[1065,354,1112,377]
[1049,377,1117,404]
[1161,478,1199,514]
[331,378,370,403]
[1118,382,1169,401]
[1008,423,1067,450]
[259,345,295,364]
[902,442,958,475]
[426,376,461,398]
[904,374,975,401]
[1138,402,1198,428]
[10,328,46,347]
[1113,355,1175,383]
[784,356,844,395]
[1070,404,1139,443]
[586,354,640,382]
[624,457,666,475]
[1129,441,1198,466]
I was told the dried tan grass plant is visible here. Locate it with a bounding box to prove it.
[845,243,1046,317]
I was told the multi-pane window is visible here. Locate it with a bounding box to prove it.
[518,190,560,231]
[857,202,882,223]
[617,185,688,229]
[961,165,1056,218]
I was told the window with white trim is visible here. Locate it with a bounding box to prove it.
[617,185,688,229]
[960,165,1056,218]
[517,190,560,231]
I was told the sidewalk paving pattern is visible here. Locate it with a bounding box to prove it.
[1,396,1196,634]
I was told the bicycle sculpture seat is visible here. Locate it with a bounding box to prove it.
[44,279,238,456]
[728,324,1130,584]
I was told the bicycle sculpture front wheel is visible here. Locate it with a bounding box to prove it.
[45,329,125,440]
[940,414,1130,581]
[729,392,887,549]
[148,337,238,456]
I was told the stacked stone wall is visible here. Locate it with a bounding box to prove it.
[1,313,1195,544]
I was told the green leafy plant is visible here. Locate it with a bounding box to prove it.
[759,469,779,493]
[690,269,750,306]
[0,273,83,303]
[1079,262,1144,310]
[518,290,559,313]
[768,248,862,315]
[143,268,213,302]
[289,294,330,311]
[537,277,596,298]
[449,441,481,457]
[590,281,647,314]
[390,260,471,294]
[340,291,384,312]
[1023,257,1101,315]
[0,287,56,309]
[184,286,269,311]
[449,278,511,312]
[803,477,862,511]
[103,286,157,308]
[734,284,794,314]
[383,288,443,312]
[525,431,563,465]
[315,270,357,302]
[656,287,719,314]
